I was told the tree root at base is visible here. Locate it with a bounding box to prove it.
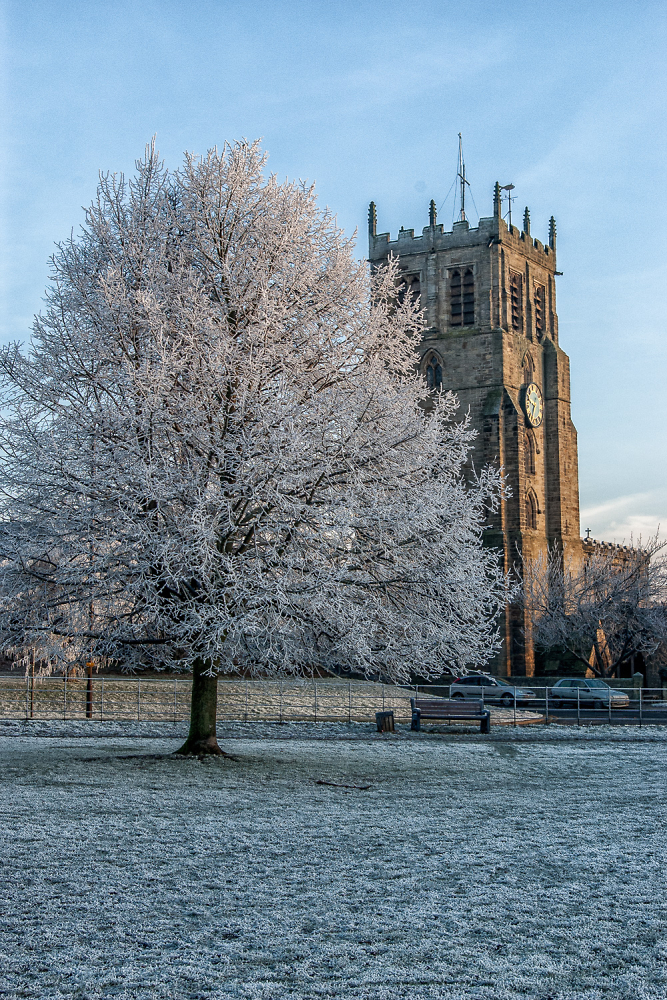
[175,736,236,758]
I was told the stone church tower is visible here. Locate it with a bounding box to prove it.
[368,186,582,676]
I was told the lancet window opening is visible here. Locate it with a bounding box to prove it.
[525,429,537,476]
[525,490,538,530]
[425,352,443,391]
[522,351,535,385]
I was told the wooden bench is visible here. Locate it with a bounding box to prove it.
[411,697,491,733]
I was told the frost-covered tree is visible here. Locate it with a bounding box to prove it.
[521,538,667,678]
[0,141,508,753]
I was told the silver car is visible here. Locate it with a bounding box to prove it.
[550,678,630,708]
[449,674,537,707]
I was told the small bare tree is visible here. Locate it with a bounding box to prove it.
[0,140,509,753]
[521,537,667,678]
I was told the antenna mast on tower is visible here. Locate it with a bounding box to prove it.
[457,133,470,222]
[500,183,516,228]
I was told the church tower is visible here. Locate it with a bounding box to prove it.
[368,186,582,676]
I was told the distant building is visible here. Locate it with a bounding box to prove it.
[368,186,581,676]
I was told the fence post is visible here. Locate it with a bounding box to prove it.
[577,687,581,726]
[545,685,549,724]
[608,689,612,724]
[382,685,385,711]
[314,681,318,723]
[513,687,517,727]
[137,679,141,721]
[639,687,643,727]
[101,677,104,720]
[85,661,93,719]
[279,680,283,724]
[25,674,30,720]
[173,678,177,723]
[348,681,351,723]
[63,672,67,721]
[244,680,248,722]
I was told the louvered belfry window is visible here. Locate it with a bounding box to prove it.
[534,284,546,339]
[462,269,474,325]
[451,268,474,327]
[510,272,523,331]
[450,270,462,326]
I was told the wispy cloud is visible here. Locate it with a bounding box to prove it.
[580,490,666,544]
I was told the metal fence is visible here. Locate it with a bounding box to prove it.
[414,683,667,726]
[0,675,416,724]
[2,675,666,726]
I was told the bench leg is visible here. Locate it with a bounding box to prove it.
[411,709,421,732]
[480,711,490,734]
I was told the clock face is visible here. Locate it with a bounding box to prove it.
[524,383,543,427]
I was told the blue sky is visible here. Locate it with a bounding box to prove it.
[2,0,666,541]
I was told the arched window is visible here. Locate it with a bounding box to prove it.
[525,429,536,476]
[450,268,474,326]
[522,351,534,384]
[525,490,538,530]
[425,352,443,391]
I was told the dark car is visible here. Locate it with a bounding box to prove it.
[449,674,537,707]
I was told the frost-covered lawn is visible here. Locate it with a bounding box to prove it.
[2,724,667,999]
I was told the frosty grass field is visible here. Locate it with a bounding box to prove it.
[2,722,667,1000]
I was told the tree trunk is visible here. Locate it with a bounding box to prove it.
[176,658,223,755]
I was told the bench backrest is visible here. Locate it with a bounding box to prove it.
[412,697,484,716]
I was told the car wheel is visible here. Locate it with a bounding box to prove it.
[501,693,514,708]
[452,692,464,700]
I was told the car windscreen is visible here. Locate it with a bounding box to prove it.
[586,679,609,688]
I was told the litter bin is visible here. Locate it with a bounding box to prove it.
[375,711,395,733]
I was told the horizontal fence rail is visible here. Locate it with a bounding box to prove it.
[1,676,666,726]
[415,684,667,726]
[0,676,417,725]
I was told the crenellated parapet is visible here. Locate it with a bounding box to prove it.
[369,191,557,271]
[582,537,643,566]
